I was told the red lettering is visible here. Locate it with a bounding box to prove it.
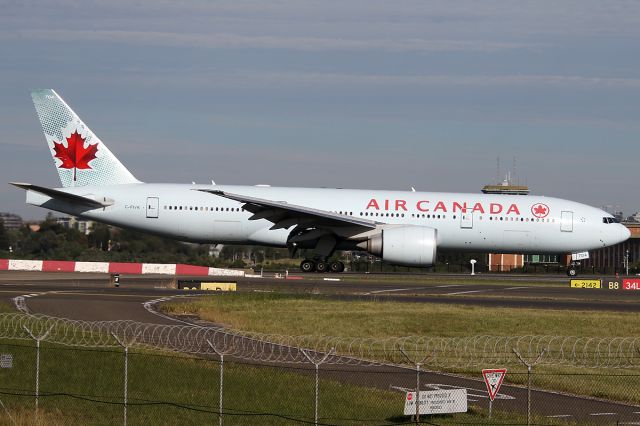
[472,203,485,214]
[453,202,468,213]
[366,199,380,210]
[506,204,521,215]
[384,199,389,210]
[490,203,503,214]
[395,200,408,211]
[434,201,447,213]
[417,200,430,212]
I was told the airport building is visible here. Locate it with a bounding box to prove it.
[488,253,523,271]
[0,212,23,229]
[483,173,531,271]
[56,216,95,235]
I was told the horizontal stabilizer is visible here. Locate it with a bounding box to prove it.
[9,182,113,208]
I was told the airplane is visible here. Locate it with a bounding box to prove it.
[11,89,631,276]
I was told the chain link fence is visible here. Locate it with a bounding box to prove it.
[0,313,638,425]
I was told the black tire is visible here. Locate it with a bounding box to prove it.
[330,261,345,273]
[567,267,578,277]
[300,260,316,273]
[316,261,329,273]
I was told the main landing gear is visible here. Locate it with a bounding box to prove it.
[300,259,345,273]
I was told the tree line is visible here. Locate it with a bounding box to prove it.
[0,215,508,272]
[0,216,294,269]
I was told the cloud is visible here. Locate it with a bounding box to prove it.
[234,72,640,89]
[100,69,640,90]
[8,29,533,53]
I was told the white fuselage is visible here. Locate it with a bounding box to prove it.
[26,183,630,255]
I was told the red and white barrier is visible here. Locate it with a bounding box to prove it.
[0,259,244,277]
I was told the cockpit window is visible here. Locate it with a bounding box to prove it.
[603,217,621,224]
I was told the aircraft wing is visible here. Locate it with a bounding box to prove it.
[10,182,113,208]
[196,189,377,231]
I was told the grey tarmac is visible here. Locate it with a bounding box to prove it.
[0,270,639,424]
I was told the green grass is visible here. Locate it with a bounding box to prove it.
[0,340,573,425]
[161,292,640,338]
[0,340,404,425]
[0,301,16,313]
[160,293,640,405]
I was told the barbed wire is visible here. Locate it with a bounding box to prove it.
[0,313,638,369]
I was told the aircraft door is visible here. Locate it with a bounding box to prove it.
[146,197,159,219]
[561,211,573,232]
[460,212,473,229]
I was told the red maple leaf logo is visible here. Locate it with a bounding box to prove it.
[52,130,98,181]
[531,203,550,218]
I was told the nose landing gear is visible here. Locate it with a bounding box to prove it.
[566,261,580,277]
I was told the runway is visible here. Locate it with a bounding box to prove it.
[1,271,639,424]
[1,271,638,319]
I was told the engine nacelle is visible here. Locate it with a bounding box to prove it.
[360,225,437,267]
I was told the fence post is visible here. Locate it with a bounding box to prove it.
[207,339,235,426]
[300,347,335,426]
[512,349,545,426]
[23,324,53,417]
[112,332,140,426]
[399,349,430,425]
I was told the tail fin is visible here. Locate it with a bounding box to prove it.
[31,89,140,187]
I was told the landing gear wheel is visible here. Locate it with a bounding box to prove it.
[315,261,329,273]
[300,259,316,273]
[567,267,578,277]
[330,261,345,273]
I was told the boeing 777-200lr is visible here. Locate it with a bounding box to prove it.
[11,90,631,275]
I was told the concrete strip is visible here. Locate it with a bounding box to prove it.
[446,289,489,295]
[142,263,177,275]
[75,262,109,273]
[368,287,425,294]
[209,267,244,277]
[9,259,43,271]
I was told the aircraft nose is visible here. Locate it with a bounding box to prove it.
[619,225,631,242]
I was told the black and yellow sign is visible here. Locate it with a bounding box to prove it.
[570,279,602,289]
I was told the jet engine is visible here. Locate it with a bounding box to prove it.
[358,225,437,267]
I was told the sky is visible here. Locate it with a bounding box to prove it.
[1,0,639,220]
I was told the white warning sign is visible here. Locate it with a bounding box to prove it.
[482,368,507,401]
[404,388,467,415]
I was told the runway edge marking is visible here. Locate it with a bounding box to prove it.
[142,295,214,327]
